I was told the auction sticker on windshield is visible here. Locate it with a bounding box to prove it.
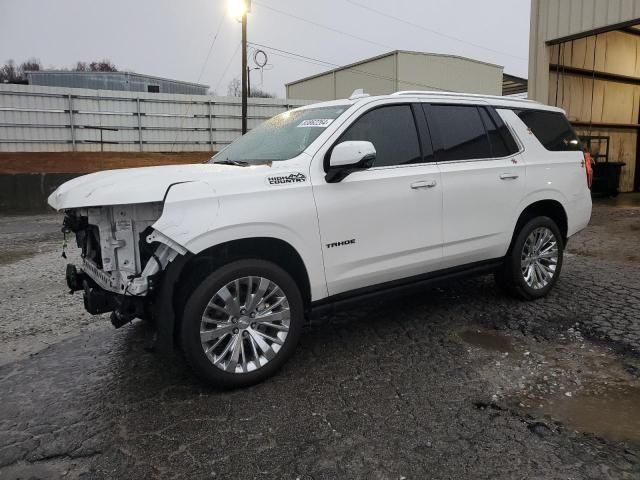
[297,119,334,128]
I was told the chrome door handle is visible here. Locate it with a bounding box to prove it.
[410,180,437,189]
[499,173,519,180]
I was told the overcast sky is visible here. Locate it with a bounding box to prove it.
[0,0,531,97]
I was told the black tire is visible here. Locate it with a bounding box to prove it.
[180,259,304,389]
[495,216,564,301]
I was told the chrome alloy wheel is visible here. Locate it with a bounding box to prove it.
[200,276,290,374]
[520,227,559,290]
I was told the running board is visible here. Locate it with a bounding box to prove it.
[309,259,503,319]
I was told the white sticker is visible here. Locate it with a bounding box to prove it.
[297,119,334,128]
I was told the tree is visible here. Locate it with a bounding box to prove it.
[88,60,117,72]
[0,57,117,84]
[227,77,241,97]
[249,87,275,98]
[227,77,275,98]
[18,58,41,77]
[0,60,18,83]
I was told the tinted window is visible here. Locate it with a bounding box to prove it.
[340,105,421,167]
[490,109,520,154]
[427,105,492,161]
[479,107,518,157]
[515,110,581,151]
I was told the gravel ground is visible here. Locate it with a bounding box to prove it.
[0,214,109,366]
[0,197,639,479]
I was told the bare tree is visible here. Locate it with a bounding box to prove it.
[89,60,117,72]
[249,87,275,98]
[18,58,41,76]
[227,77,241,97]
[0,57,118,83]
[227,77,275,98]
[0,60,18,83]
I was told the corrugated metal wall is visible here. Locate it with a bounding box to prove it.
[0,84,310,152]
[547,29,640,192]
[397,52,502,95]
[286,51,503,101]
[27,72,209,95]
[529,0,640,101]
[541,0,640,42]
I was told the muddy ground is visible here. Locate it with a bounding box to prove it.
[0,196,639,479]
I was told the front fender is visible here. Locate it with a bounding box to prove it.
[152,180,220,247]
[152,183,327,301]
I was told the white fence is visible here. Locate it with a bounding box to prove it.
[0,84,310,152]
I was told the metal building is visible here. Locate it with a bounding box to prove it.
[286,51,511,101]
[26,71,209,95]
[529,0,640,193]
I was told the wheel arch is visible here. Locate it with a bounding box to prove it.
[510,199,568,251]
[172,237,312,337]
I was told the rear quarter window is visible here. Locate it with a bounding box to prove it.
[514,110,581,152]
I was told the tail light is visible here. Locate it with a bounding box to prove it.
[583,152,593,189]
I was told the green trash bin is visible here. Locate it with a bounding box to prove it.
[592,162,625,197]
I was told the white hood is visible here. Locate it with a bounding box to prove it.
[47,162,294,210]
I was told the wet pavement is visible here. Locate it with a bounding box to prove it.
[536,384,640,443]
[0,196,639,479]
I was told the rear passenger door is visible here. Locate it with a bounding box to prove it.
[422,103,523,266]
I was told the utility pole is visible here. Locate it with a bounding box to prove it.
[228,0,250,134]
[241,6,249,134]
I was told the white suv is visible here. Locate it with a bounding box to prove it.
[49,90,592,387]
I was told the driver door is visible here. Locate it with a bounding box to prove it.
[311,103,443,296]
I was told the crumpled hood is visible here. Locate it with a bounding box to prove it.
[48,162,293,210]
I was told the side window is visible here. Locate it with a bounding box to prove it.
[514,110,581,151]
[339,105,422,167]
[479,107,518,157]
[425,105,492,161]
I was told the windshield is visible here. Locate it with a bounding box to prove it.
[209,105,349,164]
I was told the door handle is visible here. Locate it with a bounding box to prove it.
[499,173,519,180]
[410,180,437,189]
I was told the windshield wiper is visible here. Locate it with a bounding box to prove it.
[212,159,250,167]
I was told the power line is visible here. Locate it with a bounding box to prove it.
[197,15,226,83]
[214,42,242,93]
[345,0,527,63]
[170,16,227,152]
[248,41,446,92]
[252,1,394,51]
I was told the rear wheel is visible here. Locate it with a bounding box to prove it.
[180,259,304,388]
[496,216,563,300]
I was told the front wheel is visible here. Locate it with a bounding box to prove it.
[496,216,564,300]
[180,259,304,388]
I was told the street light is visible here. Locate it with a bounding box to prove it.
[227,0,251,134]
[228,0,249,19]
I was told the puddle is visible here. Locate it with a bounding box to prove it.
[537,384,640,443]
[459,329,514,354]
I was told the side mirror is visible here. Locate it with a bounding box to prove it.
[326,141,376,183]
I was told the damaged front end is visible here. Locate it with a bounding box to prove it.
[62,203,187,330]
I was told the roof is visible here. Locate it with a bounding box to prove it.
[286,50,504,87]
[502,73,528,96]
[293,90,560,113]
[25,70,210,89]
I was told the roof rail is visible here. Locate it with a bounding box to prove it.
[392,90,536,103]
[349,88,370,100]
